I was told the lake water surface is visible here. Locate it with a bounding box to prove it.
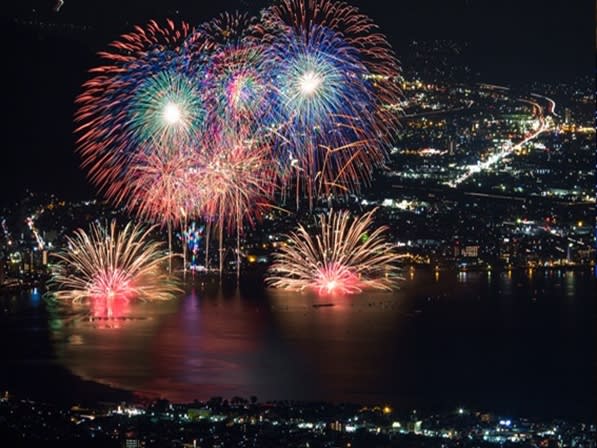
[1,269,594,420]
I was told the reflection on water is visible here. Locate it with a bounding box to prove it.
[88,297,132,329]
[2,269,595,419]
[48,286,271,402]
[30,288,41,306]
[47,284,409,403]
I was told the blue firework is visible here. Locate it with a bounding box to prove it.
[259,24,383,197]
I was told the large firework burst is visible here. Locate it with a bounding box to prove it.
[75,20,207,196]
[49,221,180,302]
[255,0,402,200]
[128,69,205,146]
[267,208,401,294]
[260,0,401,108]
[265,24,383,199]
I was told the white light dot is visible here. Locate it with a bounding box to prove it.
[163,102,182,124]
[299,71,322,96]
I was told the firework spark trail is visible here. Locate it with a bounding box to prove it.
[49,221,180,302]
[267,208,401,294]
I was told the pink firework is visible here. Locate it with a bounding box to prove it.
[108,144,204,273]
[112,145,202,228]
[197,125,277,234]
[313,262,362,295]
[195,123,278,275]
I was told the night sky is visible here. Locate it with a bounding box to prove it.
[1,0,593,205]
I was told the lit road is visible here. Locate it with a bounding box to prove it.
[445,86,554,188]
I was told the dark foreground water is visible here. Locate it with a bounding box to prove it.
[1,269,595,420]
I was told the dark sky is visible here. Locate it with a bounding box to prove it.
[1,0,594,205]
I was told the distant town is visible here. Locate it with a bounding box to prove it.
[1,393,595,447]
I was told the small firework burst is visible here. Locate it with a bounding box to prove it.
[194,12,275,132]
[197,124,277,234]
[111,145,202,228]
[267,208,401,295]
[49,220,180,302]
[128,70,206,147]
[179,222,205,271]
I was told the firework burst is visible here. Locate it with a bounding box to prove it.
[254,0,402,200]
[105,144,204,273]
[128,70,206,146]
[264,24,383,198]
[49,221,180,303]
[260,0,401,110]
[194,124,278,275]
[188,12,276,135]
[180,222,205,271]
[197,125,277,233]
[75,20,207,196]
[267,208,401,294]
[111,145,201,228]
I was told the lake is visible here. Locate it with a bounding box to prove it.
[0,268,594,420]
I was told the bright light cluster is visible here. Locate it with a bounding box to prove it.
[298,70,322,96]
[163,102,182,124]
